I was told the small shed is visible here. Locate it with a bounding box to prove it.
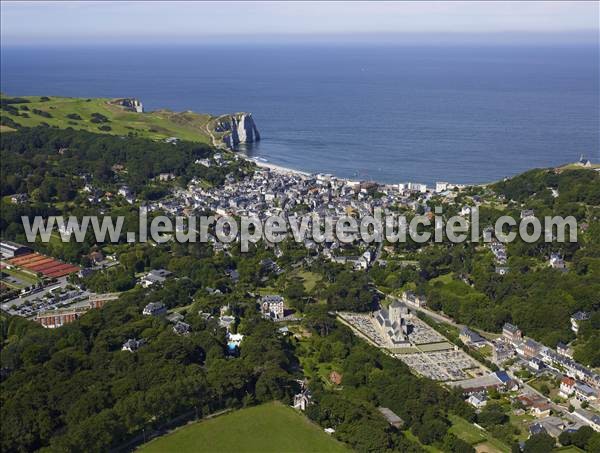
[378,407,404,429]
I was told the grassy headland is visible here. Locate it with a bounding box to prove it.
[1,95,215,143]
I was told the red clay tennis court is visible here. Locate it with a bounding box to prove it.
[8,253,43,265]
[7,253,79,278]
[23,258,55,268]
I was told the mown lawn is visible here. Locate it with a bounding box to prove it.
[429,273,454,284]
[1,266,40,287]
[402,429,443,453]
[508,413,535,441]
[554,446,585,453]
[449,415,487,444]
[139,401,351,453]
[449,415,510,453]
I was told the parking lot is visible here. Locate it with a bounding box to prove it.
[1,280,91,318]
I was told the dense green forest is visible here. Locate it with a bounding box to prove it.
[0,126,250,197]
[0,127,253,264]
[0,292,297,451]
[1,270,457,453]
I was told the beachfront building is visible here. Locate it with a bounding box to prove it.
[435,182,448,192]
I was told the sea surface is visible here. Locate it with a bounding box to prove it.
[1,44,598,184]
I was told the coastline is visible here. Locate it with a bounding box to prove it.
[243,154,597,189]
[246,156,311,177]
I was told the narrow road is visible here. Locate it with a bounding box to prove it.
[385,292,463,329]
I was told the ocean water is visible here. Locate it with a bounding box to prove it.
[1,44,598,184]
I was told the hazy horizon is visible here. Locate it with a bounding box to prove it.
[2,1,598,46]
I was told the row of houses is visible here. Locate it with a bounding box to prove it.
[540,348,600,391]
[489,238,509,275]
[501,322,600,392]
[559,377,598,403]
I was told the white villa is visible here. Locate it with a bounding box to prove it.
[261,295,285,320]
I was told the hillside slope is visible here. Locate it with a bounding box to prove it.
[1,95,214,143]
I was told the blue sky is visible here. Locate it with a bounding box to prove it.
[2,1,598,45]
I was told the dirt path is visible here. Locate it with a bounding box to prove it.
[205,114,229,150]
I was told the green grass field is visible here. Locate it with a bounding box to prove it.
[2,95,213,143]
[416,342,453,352]
[402,430,443,453]
[449,415,510,453]
[1,266,41,288]
[508,413,535,442]
[139,402,351,453]
[554,447,586,453]
[449,416,487,445]
[296,270,322,293]
[429,273,454,284]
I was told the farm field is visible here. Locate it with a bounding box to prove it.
[139,402,351,453]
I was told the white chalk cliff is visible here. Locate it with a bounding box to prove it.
[221,113,260,148]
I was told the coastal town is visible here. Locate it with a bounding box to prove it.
[1,1,599,451]
[2,148,599,452]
